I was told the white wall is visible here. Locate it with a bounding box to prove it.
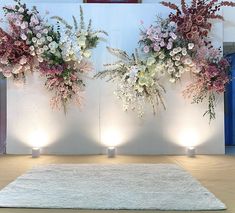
[223,6,235,42]
[1,1,226,155]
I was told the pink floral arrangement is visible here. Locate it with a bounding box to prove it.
[0,28,34,83]
[183,56,230,120]
[161,0,235,42]
[155,0,235,121]
[39,59,93,113]
[0,0,46,84]
[40,62,86,112]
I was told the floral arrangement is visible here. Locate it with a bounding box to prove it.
[139,0,234,121]
[0,0,47,83]
[159,0,235,121]
[96,0,234,121]
[139,17,196,83]
[0,0,107,113]
[95,47,166,117]
[183,49,230,120]
[161,0,235,42]
[0,28,34,83]
[39,7,107,112]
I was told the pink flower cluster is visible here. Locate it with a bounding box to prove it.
[140,25,177,53]
[3,2,52,62]
[0,28,34,81]
[140,20,195,81]
[202,59,230,93]
[0,0,50,83]
[161,0,235,42]
[158,0,235,120]
[39,62,64,75]
[40,59,92,112]
[44,71,84,112]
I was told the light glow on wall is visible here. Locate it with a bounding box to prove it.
[178,128,199,147]
[7,74,66,151]
[101,128,124,147]
[165,122,217,148]
[27,130,48,148]
[163,101,218,149]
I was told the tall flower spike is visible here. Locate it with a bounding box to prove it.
[160,1,181,13]
[181,0,187,14]
[79,6,85,31]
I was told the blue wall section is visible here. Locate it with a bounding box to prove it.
[225,53,235,146]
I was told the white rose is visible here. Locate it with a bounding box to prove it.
[20,23,26,30]
[175,55,181,61]
[37,40,42,45]
[159,54,165,60]
[176,47,182,52]
[36,33,42,38]
[168,67,175,74]
[175,61,180,66]
[49,41,58,50]
[38,48,44,54]
[188,43,194,50]
[178,66,184,73]
[172,48,178,54]
[47,36,52,42]
[175,72,181,78]
[29,46,35,51]
[18,7,24,13]
[21,34,27,40]
[83,50,91,58]
[32,37,37,43]
[43,45,49,51]
[43,28,48,34]
[169,51,174,56]
[182,49,187,56]
[184,58,192,65]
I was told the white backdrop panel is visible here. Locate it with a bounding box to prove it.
[0,1,225,154]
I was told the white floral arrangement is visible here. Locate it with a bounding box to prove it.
[95,47,166,117]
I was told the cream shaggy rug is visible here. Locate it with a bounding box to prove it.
[0,164,226,210]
